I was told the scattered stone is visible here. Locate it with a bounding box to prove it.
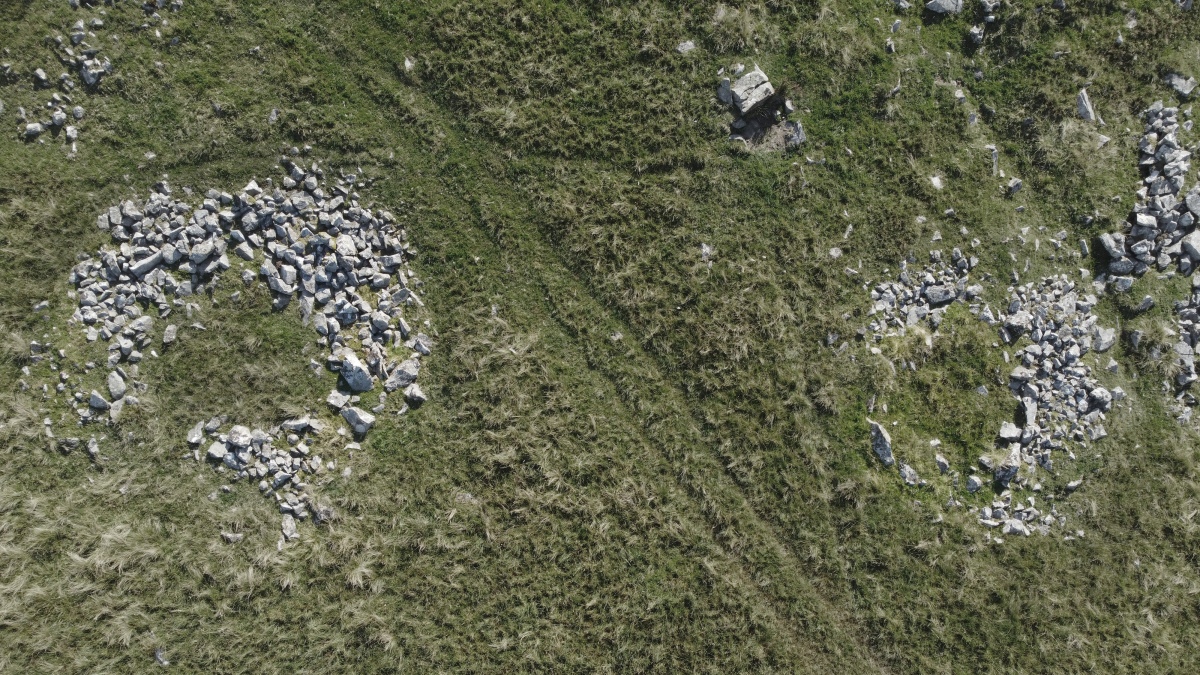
[339,351,374,393]
[206,441,226,462]
[107,370,125,400]
[1166,74,1197,98]
[227,425,252,448]
[1077,89,1099,122]
[403,382,427,405]
[341,406,376,436]
[326,390,351,409]
[221,531,244,544]
[186,421,204,445]
[676,40,695,55]
[998,421,1021,442]
[281,514,298,541]
[867,418,894,466]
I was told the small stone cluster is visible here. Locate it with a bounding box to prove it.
[17,93,86,149]
[1167,281,1200,416]
[974,489,1082,539]
[717,64,804,149]
[48,17,113,89]
[11,7,114,152]
[981,275,1118,490]
[969,0,1000,46]
[866,418,926,488]
[1096,102,1198,286]
[864,248,983,336]
[189,416,335,539]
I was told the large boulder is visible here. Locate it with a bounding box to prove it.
[730,66,774,115]
[926,0,963,13]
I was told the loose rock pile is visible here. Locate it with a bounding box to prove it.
[48,16,113,88]
[981,275,1117,489]
[1097,102,1197,284]
[60,158,432,538]
[1169,281,1200,411]
[864,248,982,336]
[975,491,1077,538]
[189,416,335,539]
[69,157,432,423]
[11,9,112,151]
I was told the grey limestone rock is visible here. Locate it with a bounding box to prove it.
[227,425,252,448]
[339,352,374,392]
[925,0,963,13]
[1166,73,1197,97]
[206,441,227,462]
[281,514,298,541]
[867,418,895,467]
[187,421,204,445]
[730,66,774,115]
[107,370,126,400]
[341,406,376,435]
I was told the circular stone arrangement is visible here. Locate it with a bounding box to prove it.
[853,103,1200,539]
[59,156,432,539]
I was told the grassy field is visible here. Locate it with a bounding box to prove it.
[2,0,1200,672]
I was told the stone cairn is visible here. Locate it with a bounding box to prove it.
[63,157,431,538]
[717,64,804,149]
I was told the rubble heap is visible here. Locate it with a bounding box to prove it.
[67,157,432,429]
[981,275,1118,490]
[1097,102,1197,285]
[864,248,983,336]
[974,491,1080,538]
[1169,279,1200,411]
[189,416,336,538]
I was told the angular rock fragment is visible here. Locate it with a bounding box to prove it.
[341,407,376,435]
[925,0,963,12]
[867,418,894,467]
[730,66,774,115]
